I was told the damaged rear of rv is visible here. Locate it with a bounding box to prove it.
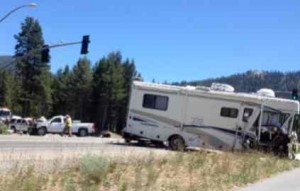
[123,81,300,156]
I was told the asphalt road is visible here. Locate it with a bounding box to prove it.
[0,134,166,153]
[0,135,122,152]
[0,134,170,172]
[238,168,300,191]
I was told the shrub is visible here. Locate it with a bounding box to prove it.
[79,155,112,185]
[0,123,8,134]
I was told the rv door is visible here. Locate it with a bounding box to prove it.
[236,105,256,144]
[292,114,300,140]
[239,105,257,131]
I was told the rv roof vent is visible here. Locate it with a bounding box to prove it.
[256,88,275,97]
[211,83,235,92]
[195,86,211,91]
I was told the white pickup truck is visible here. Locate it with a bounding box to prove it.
[34,115,95,136]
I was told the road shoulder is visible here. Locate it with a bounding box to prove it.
[238,167,300,191]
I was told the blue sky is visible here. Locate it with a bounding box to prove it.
[1,0,300,82]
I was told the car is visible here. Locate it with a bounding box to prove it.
[9,117,32,133]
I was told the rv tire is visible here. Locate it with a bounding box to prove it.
[169,135,186,151]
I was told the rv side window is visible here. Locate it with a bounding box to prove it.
[243,108,253,122]
[220,107,238,118]
[143,94,168,111]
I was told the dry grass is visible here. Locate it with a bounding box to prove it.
[0,123,9,134]
[0,150,299,191]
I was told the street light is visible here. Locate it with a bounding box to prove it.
[0,3,38,23]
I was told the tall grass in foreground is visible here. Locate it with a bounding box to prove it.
[0,151,299,191]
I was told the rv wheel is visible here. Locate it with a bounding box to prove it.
[169,135,186,151]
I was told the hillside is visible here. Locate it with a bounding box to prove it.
[0,56,14,71]
[173,70,300,98]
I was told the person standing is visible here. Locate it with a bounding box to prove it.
[62,114,72,137]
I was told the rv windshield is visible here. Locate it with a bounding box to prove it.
[0,110,11,117]
[261,111,289,128]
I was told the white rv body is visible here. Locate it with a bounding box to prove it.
[123,81,300,151]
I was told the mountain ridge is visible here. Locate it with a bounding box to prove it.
[0,56,14,71]
[173,70,300,98]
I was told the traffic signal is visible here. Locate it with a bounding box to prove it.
[81,35,90,54]
[41,45,50,63]
[292,89,298,100]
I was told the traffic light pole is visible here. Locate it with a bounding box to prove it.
[45,35,89,50]
[47,41,81,49]
[0,36,90,71]
[40,40,86,62]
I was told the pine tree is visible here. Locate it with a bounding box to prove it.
[117,59,137,133]
[14,17,52,117]
[52,65,72,116]
[92,52,126,132]
[0,71,13,107]
[0,70,21,114]
[70,57,92,121]
[107,52,126,132]
[91,58,109,132]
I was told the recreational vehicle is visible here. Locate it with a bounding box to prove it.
[123,81,300,152]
